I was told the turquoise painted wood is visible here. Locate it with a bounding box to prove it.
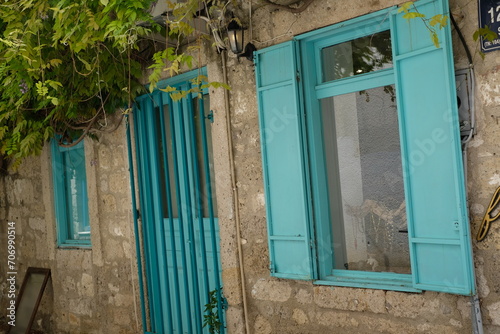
[51,139,91,247]
[255,41,315,280]
[255,0,474,295]
[132,69,225,333]
[391,0,475,295]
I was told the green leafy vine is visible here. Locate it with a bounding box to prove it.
[0,0,232,169]
[398,1,498,57]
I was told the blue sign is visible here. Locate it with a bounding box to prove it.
[479,0,500,52]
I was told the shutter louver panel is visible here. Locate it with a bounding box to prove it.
[391,0,475,295]
[255,41,315,280]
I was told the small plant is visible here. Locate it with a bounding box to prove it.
[202,288,224,334]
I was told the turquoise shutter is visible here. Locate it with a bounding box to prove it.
[255,41,315,280]
[392,0,475,295]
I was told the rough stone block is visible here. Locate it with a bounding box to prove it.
[109,172,128,194]
[313,286,386,314]
[316,311,360,328]
[295,288,313,304]
[251,278,292,302]
[253,314,272,334]
[487,301,500,326]
[292,308,309,325]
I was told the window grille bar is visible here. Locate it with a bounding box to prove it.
[158,92,184,333]
[147,94,174,333]
[189,95,212,324]
[168,97,194,334]
[179,86,203,333]
[135,98,161,332]
[199,97,224,327]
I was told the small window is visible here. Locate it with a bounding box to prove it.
[51,139,91,247]
[321,30,392,82]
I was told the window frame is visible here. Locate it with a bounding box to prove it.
[298,11,418,291]
[51,139,91,248]
[255,0,476,295]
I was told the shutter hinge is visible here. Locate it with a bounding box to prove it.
[296,71,301,82]
[270,262,275,274]
[206,110,214,123]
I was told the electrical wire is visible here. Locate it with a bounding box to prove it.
[450,10,484,334]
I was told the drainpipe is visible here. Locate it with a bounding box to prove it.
[221,50,251,334]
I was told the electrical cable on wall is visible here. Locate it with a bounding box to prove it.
[450,10,484,334]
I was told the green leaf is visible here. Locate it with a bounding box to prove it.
[159,86,177,93]
[49,96,59,106]
[430,30,440,48]
[398,2,414,13]
[100,0,109,6]
[46,80,62,90]
[35,81,49,96]
[402,12,426,19]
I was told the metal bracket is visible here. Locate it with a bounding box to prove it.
[206,110,214,123]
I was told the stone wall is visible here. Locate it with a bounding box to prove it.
[0,120,142,333]
[217,0,500,333]
[2,0,500,333]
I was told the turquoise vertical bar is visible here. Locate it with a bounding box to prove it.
[178,84,203,333]
[158,92,184,333]
[126,112,148,333]
[199,98,224,331]
[136,98,163,332]
[169,97,194,334]
[188,95,211,328]
[146,93,173,333]
[133,100,154,331]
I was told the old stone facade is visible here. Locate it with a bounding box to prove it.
[2,0,500,333]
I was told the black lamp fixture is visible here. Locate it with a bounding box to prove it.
[227,18,256,61]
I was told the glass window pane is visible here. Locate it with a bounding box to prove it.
[62,145,90,241]
[321,30,393,82]
[321,84,410,274]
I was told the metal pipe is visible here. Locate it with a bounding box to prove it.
[221,50,251,334]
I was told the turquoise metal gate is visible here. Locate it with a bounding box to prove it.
[128,69,225,334]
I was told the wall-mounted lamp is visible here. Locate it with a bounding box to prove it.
[227,19,256,61]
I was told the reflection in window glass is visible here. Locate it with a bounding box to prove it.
[52,139,90,245]
[62,148,90,240]
[321,30,393,82]
[321,85,410,274]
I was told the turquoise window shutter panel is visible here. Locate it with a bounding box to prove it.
[255,41,315,280]
[391,0,475,295]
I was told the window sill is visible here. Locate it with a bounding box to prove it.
[57,242,92,249]
[315,270,421,293]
